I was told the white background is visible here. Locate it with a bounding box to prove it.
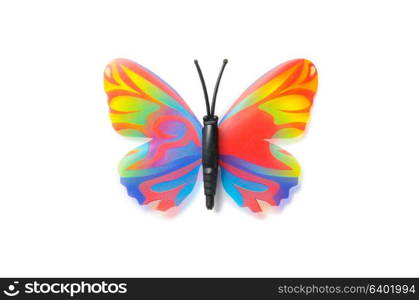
[0,0,418,277]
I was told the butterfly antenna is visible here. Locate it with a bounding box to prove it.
[210,59,228,116]
[194,60,211,116]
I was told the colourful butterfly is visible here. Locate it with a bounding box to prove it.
[103,58,318,213]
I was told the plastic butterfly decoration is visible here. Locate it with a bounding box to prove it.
[103,58,318,213]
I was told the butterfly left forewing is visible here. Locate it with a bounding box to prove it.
[219,59,318,212]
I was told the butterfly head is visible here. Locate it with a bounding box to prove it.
[203,114,218,125]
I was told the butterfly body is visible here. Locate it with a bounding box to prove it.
[104,58,317,213]
[202,115,219,209]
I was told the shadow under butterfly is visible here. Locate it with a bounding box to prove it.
[103,58,318,213]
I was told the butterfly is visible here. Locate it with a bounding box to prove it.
[103,58,318,213]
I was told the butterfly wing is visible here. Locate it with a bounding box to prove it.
[104,59,202,211]
[219,59,318,212]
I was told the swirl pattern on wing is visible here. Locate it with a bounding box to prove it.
[219,59,318,212]
[104,59,202,211]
